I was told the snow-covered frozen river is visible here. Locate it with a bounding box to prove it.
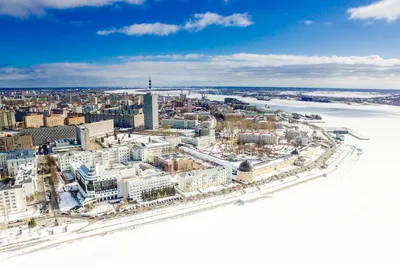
[2,98,400,267]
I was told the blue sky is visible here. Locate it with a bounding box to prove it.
[1,0,400,88]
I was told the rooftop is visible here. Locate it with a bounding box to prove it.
[1,149,36,159]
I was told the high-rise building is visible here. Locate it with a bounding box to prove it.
[0,110,16,129]
[143,78,159,130]
[76,126,91,150]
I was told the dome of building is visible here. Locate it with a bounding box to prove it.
[238,160,253,172]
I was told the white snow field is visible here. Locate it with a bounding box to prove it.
[2,99,400,267]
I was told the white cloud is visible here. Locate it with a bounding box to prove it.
[97,28,117,35]
[119,23,181,36]
[98,23,180,36]
[98,12,254,36]
[2,53,400,89]
[303,20,314,25]
[348,0,400,22]
[0,0,145,17]
[184,12,254,31]
[118,54,205,60]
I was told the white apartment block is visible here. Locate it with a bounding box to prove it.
[122,172,172,202]
[58,146,131,172]
[58,151,93,172]
[0,185,27,215]
[132,138,173,162]
[84,120,114,139]
[177,166,232,192]
[182,134,216,148]
[161,119,199,129]
[237,132,279,145]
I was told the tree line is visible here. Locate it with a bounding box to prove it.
[140,186,176,202]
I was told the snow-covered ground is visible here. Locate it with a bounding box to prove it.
[278,90,389,98]
[2,99,400,267]
[58,192,79,212]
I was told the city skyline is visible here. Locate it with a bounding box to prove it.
[1,0,400,89]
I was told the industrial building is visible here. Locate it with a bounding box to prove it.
[21,125,77,145]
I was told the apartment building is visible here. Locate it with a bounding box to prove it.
[67,116,85,125]
[237,132,279,145]
[0,185,27,215]
[0,110,16,129]
[57,146,131,172]
[23,114,44,128]
[44,115,65,127]
[0,133,33,151]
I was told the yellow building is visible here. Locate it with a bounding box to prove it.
[23,114,44,128]
[133,114,145,128]
[237,157,297,184]
[44,115,65,127]
[67,116,85,125]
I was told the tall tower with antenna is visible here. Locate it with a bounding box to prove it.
[144,77,159,130]
[149,77,152,92]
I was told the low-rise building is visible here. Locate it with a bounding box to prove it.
[14,163,37,197]
[161,118,199,129]
[177,166,232,192]
[182,134,216,148]
[237,157,297,183]
[4,150,37,177]
[24,114,44,128]
[156,153,201,173]
[0,133,33,151]
[51,139,81,153]
[132,137,173,162]
[121,164,172,202]
[73,163,172,203]
[57,146,131,172]
[237,132,279,145]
